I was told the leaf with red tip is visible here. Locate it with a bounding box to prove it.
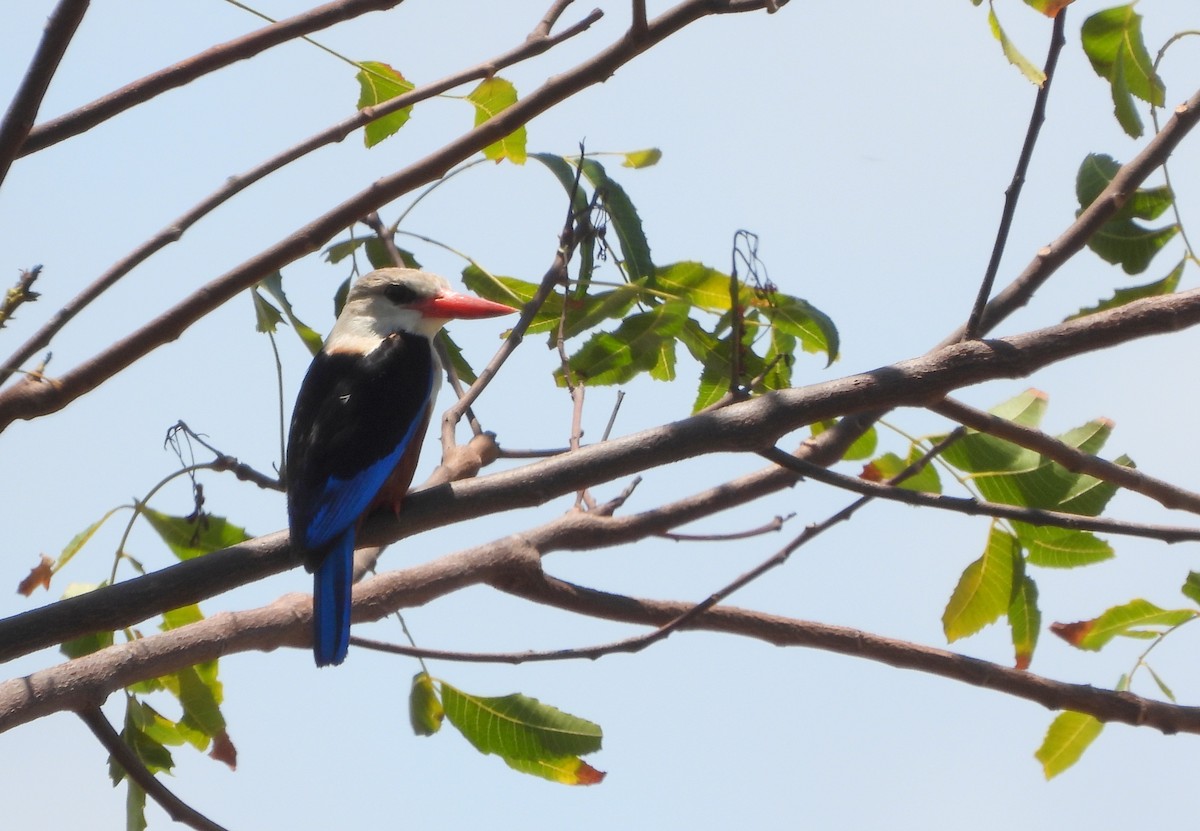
[208,729,238,770]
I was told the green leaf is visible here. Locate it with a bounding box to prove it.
[1009,573,1040,670]
[987,3,1046,85]
[138,504,252,561]
[61,626,114,659]
[325,237,420,270]
[1023,0,1074,16]
[439,683,603,761]
[1036,711,1103,778]
[622,148,662,168]
[1015,523,1113,568]
[580,158,654,283]
[1056,452,1130,517]
[1072,256,1185,319]
[863,450,942,494]
[943,397,1124,514]
[250,289,283,334]
[677,317,768,412]
[438,331,478,386]
[54,508,122,574]
[172,663,226,742]
[467,77,526,164]
[656,261,742,310]
[529,153,594,291]
[1145,664,1176,702]
[260,272,325,356]
[560,302,689,386]
[60,582,114,658]
[126,782,148,831]
[529,153,589,214]
[1081,5,1165,137]
[1075,154,1176,272]
[460,264,563,336]
[355,61,415,147]
[810,420,878,462]
[943,525,1019,641]
[1182,571,1200,607]
[759,293,839,365]
[1073,599,1196,651]
[1087,213,1179,275]
[410,672,445,737]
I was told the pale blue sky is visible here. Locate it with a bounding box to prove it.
[3,2,1200,829]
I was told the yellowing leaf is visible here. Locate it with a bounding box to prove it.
[355,61,415,147]
[1036,710,1103,778]
[505,755,606,785]
[410,672,445,737]
[943,525,1019,641]
[467,77,526,164]
[440,683,603,760]
[622,148,662,168]
[987,3,1046,86]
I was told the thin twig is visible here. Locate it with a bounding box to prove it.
[0,0,89,187]
[20,0,402,156]
[963,9,1067,340]
[760,446,1200,543]
[661,513,794,541]
[78,707,232,831]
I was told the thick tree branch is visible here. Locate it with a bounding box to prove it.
[18,0,403,156]
[5,287,1200,662]
[500,574,1200,736]
[0,0,89,188]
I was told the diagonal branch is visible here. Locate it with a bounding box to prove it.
[0,0,89,188]
[930,396,1200,515]
[18,0,403,156]
[5,287,1200,662]
[499,574,1200,736]
[759,447,1200,543]
[78,708,232,831]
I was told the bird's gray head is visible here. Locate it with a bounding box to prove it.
[326,267,513,351]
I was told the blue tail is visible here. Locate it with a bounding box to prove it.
[313,531,354,666]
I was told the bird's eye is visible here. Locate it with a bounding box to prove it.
[383,283,419,305]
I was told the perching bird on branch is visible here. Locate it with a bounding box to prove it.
[286,267,514,666]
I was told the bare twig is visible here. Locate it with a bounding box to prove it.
[962,8,1067,340]
[0,0,89,187]
[78,707,232,831]
[759,446,1200,543]
[660,513,793,541]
